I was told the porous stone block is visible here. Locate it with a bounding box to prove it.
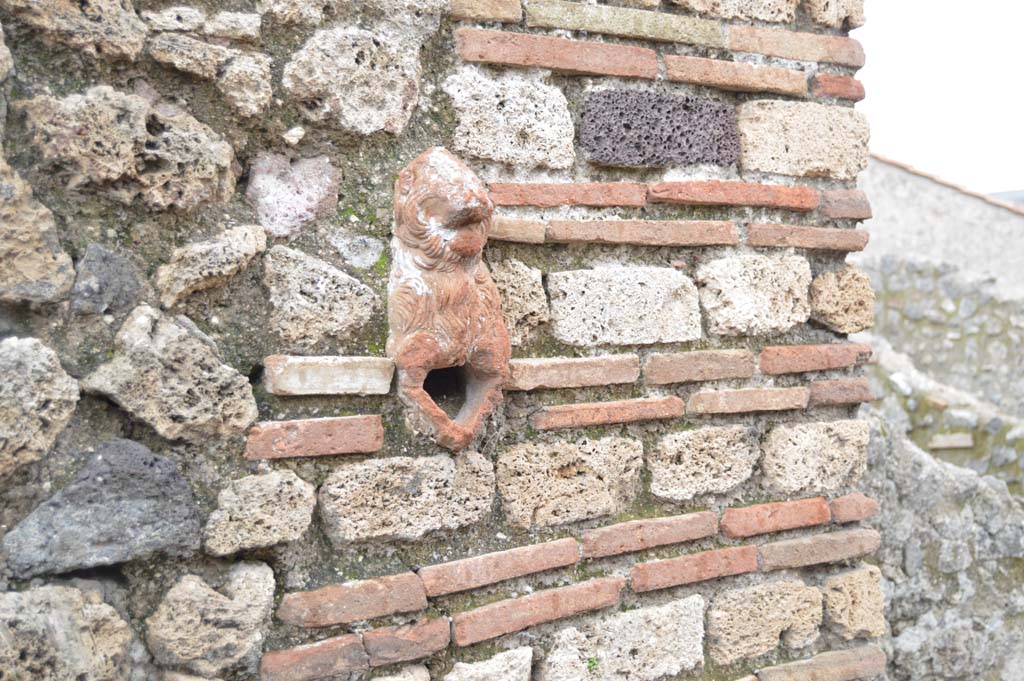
[246,154,342,238]
[419,538,580,597]
[804,0,865,28]
[649,426,759,502]
[669,0,799,23]
[147,33,237,80]
[70,244,145,315]
[203,12,262,40]
[2,0,146,60]
[810,265,876,334]
[823,565,886,640]
[445,647,532,681]
[277,573,427,627]
[154,224,266,308]
[696,254,811,336]
[143,6,206,30]
[263,355,394,396]
[490,259,550,346]
[497,436,642,528]
[581,89,739,168]
[217,53,273,117]
[548,267,701,345]
[762,420,870,495]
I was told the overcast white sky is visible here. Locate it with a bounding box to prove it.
[853,1,1024,194]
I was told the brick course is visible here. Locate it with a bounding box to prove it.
[418,538,580,597]
[687,387,810,415]
[526,0,724,47]
[644,350,756,385]
[450,0,522,22]
[530,396,686,430]
[729,26,866,68]
[821,190,873,220]
[720,497,831,538]
[362,618,450,667]
[276,573,427,628]
[809,378,875,407]
[507,356,640,391]
[263,355,394,395]
[245,415,384,460]
[260,634,368,681]
[759,343,872,375]
[829,492,880,524]
[649,181,820,211]
[747,224,869,252]
[581,511,718,558]
[756,645,887,681]
[490,216,547,244]
[758,528,882,571]
[546,219,739,246]
[489,181,648,207]
[813,74,866,101]
[665,55,807,97]
[632,546,758,592]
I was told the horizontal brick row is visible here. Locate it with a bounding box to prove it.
[506,355,640,391]
[747,224,869,251]
[720,497,831,539]
[525,0,724,48]
[809,378,875,407]
[756,645,887,681]
[276,572,427,628]
[829,492,880,524]
[687,387,810,415]
[581,511,718,559]
[450,0,522,23]
[245,415,384,460]
[760,344,872,375]
[419,538,580,597]
[644,350,756,386]
[263,355,394,396]
[530,395,685,430]
[758,528,881,571]
[813,73,867,102]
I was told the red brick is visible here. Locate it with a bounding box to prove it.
[813,73,866,102]
[644,350,755,386]
[631,546,758,593]
[829,492,880,524]
[821,190,872,220]
[581,511,718,559]
[759,343,873,375]
[452,577,625,646]
[260,634,368,681]
[648,181,819,212]
[546,219,739,246]
[507,356,640,391]
[720,497,831,539]
[418,538,580,597]
[756,645,887,681]
[245,416,384,460]
[747,224,869,252]
[276,573,427,628]
[456,27,658,78]
[530,396,685,430]
[687,387,809,415]
[489,182,648,208]
[451,0,522,22]
[729,25,866,68]
[809,378,875,407]
[362,618,450,668]
[758,528,881,571]
[665,54,807,97]
[489,216,547,244]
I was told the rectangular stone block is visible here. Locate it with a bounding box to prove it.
[546,219,738,247]
[665,54,807,97]
[631,546,758,592]
[450,0,522,22]
[244,415,384,460]
[813,73,866,101]
[507,356,640,391]
[263,355,394,396]
[687,387,810,415]
[729,25,866,68]
[490,216,547,244]
[276,573,427,628]
[669,0,799,22]
[821,190,872,220]
[720,497,831,539]
[452,577,625,646]
[758,528,882,571]
[531,396,686,430]
[419,538,580,597]
[648,181,819,211]
[747,224,869,252]
[829,492,880,524]
[759,343,873,375]
[362,618,450,668]
[644,350,756,385]
[489,182,648,208]
[526,0,724,47]
[581,511,718,559]
[809,378,874,407]
[456,28,659,79]
[756,645,887,681]
[260,634,368,681]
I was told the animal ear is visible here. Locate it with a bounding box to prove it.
[397,167,415,197]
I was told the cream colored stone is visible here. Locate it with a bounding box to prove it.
[810,265,875,334]
[257,0,333,25]
[147,33,237,80]
[154,224,266,308]
[824,565,886,640]
[142,6,205,31]
[379,667,430,681]
[446,647,532,681]
[649,426,759,502]
[804,0,865,28]
[670,0,798,22]
[762,419,870,495]
[263,355,395,395]
[218,53,273,117]
[246,154,342,238]
[0,0,147,60]
[490,259,550,346]
[527,0,723,47]
[203,12,261,40]
[697,255,811,336]
[0,20,13,80]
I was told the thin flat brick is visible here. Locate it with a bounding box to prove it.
[631,546,758,592]
[747,224,869,252]
[245,416,384,460]
[644,350,756,386]
[452,577,625,646]
[729,25,866,68]
[547,219,738,246]
[720,497,831,539]
[759,343,873,375]
[758,528,882,571]
[821,189,872,220]
[648,181,819,212]
[507,356,640,391]
[263,355,394,396]
[530,396,686,430]
[276,573,427,628]
[526,0,723,47]
[363,618,450,668]
[687,387,810,415]
[490,216,547,244]
[419,538,580,597]
[829,492,880,524]
[450,0,522,22]
[582,511,718,559]
[456,27,658,79]
[489,182,648,208]
[756,645,888,681]
[813,74,866,102]
[809,378,874,407]
[665,54,807,97]
[260,634,368,681]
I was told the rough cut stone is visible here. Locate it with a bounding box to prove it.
[262,246,378,349]
[0,337,79,478]
[490,258,550,346]
[542,595,705,681]
[0,585,133,680]
[70,244,145,315]
[708,580,823,665]
[82,305,258,442]
[649,426,759,502]
[0,20,11,80]
[762,420,870,495]
[444,67,575,169]
[203,12,262,40]
[526,0,722,47]
[696,254,811,336]
[146,562,275,677]
[329,230,386,269]
[2,439,200,578]
[142,6,205,31]
[203,470,316,556]
[147,32,236,80]
[257,0,333,25]
[318,452,494,544]
[582,89,739,168]
[380,667,430,681]
[155,224,266,308]
[18,86,235,211]
[0,155,74,303]
[805,0,865,28]
[446,647,532,681]
[246,154,342,238]
[548,267,701,346]
[810,265,876,334]
[669,0,798,22]
[823,565,886,640]
[0,0,147,60]
[218,53,273,117]
[497,436,642,529]
[738,101,870,180]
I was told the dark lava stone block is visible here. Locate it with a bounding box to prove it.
[581,89,740,168]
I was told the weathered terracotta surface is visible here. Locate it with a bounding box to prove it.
[387,147,511,451]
